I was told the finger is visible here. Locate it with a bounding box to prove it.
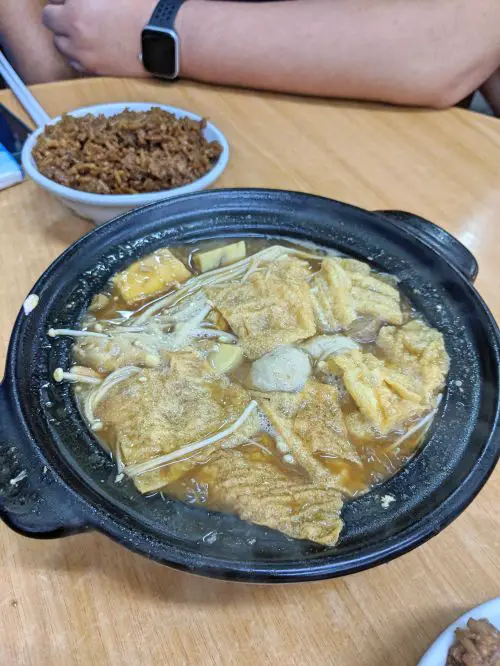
[53,34,77,60]
[42,6,70,35]
[53,37,90,74]
[69,60,86,73]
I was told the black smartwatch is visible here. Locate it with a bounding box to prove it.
[141,0,187,80]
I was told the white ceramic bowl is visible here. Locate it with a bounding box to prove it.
[21,102,230,224]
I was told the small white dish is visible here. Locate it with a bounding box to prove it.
[418,597,500,665]
[21,102,229,224]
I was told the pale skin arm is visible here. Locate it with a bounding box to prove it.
[0,0,74,84]
[176,0,500,108]
[40,0,500,108]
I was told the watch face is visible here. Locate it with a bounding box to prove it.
[141,27,179,79]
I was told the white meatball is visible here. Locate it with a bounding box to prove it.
[250,346,311,393]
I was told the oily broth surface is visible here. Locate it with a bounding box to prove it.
[73,237,430,502]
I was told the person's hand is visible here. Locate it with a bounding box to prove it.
[481,67,500,117]
[42,0,158,77]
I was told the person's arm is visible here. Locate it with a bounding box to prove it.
[42,0,500,108]
[0,0,74,84]
[176,0,500,108]
[481,68,500,116]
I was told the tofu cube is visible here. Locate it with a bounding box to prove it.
[193,241,246,273]
[208,344,244,374]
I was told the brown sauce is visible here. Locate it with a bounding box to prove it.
[76,237,437,501]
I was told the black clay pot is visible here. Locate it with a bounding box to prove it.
[1,189,499,583]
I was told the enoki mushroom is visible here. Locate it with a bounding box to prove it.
[125,400,258,478]
[82,366,141,430]
[133,245,319,325]
[48,328,109,339]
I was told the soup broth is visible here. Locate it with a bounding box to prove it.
[51,237,449,546]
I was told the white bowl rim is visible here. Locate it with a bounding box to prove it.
[21,102,230,206]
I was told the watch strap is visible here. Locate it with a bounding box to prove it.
[148,0,186,30]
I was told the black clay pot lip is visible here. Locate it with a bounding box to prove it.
[2,188,500,583]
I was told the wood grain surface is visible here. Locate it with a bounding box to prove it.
[0,78,499,666]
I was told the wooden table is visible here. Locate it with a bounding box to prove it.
[1,78,499,666]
